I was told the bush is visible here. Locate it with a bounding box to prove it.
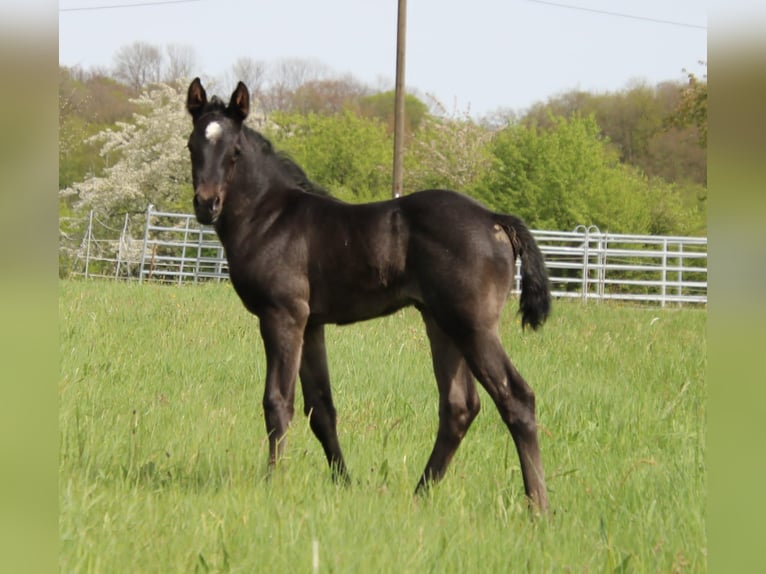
[266,110,393,202]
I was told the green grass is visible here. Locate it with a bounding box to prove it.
[59,280,706,572]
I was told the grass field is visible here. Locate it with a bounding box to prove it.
[59,280,706,572]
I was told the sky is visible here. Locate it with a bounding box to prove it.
[58,0,709,116]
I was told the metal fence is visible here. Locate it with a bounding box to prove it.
[59,211,142,281]
[527,225,707,306]
[138,206,228,285]
[67,206,707,306]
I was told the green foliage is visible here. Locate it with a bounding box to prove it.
[644,180,707,236]
[524,81,707,187]
[669,69,708,149]
[266,110,393,202]
[358,90,428,132]
[59,281,707,572]
[58,116,109,190]
[594,83,664,166]
[59,67,138,189]
[475,114,703,234]
[477,115,637,232]
[58,65,706,239]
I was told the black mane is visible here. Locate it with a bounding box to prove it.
[242,127,331,197]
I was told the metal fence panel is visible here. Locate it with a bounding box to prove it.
[528,226,707,306]
[70,206,707,306]
[138,206,228,284]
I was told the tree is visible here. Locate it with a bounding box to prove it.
[260,58,329,115]
[229,57,268,98]
[669,67,707,149]
[163,44,198,84]
[477,114,659,233]
[113,41,162,91]
[61,83,192,232]
[59,68,88,168]
[404,103,492,194]
[359,90,428,132]
[521,80,707,187]
[290,76,369,115]
[266,110,393,202]
[226,57,269,122]
[59,66,137,189]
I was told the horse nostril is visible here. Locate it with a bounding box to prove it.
[212,196,221,213]
[193,195,200,209]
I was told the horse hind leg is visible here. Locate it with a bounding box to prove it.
[299,324,350,485]
[415,314,481,494]
[461,329,549,511]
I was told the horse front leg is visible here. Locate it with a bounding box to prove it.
[258,307,308,469]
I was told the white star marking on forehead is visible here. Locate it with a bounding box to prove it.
[205,121,223,143]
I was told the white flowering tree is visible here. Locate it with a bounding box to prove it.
[403,98,494,196]
[61,83,194,234]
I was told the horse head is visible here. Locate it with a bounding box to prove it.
[186,78,250,225]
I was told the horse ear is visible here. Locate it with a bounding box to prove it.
[228,81,250,122]
[187,77,207,119]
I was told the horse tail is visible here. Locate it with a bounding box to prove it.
[496,214,551,330]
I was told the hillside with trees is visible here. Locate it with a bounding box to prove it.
[59,43,706,274]
[59,66,138,189]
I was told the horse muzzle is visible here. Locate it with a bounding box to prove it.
[193,185,224,225]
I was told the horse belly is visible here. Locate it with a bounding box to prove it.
[309,278,417,325]
[308,213,413,324]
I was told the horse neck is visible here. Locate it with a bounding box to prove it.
[214,149,291,243]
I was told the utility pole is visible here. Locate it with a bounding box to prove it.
[392,0,407,198]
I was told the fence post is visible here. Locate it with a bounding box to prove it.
[115,213,130,279]
[661,237,668,308]
[179,214,192,286]
[595,229,606,301]
[579,226,590,302]
[83,210,94,279]
[139,204,154,284]
[677,241,684,301]
[216,244,225,282]
[195,222,204,283]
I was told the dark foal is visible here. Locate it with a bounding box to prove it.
[185,78,552,510]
